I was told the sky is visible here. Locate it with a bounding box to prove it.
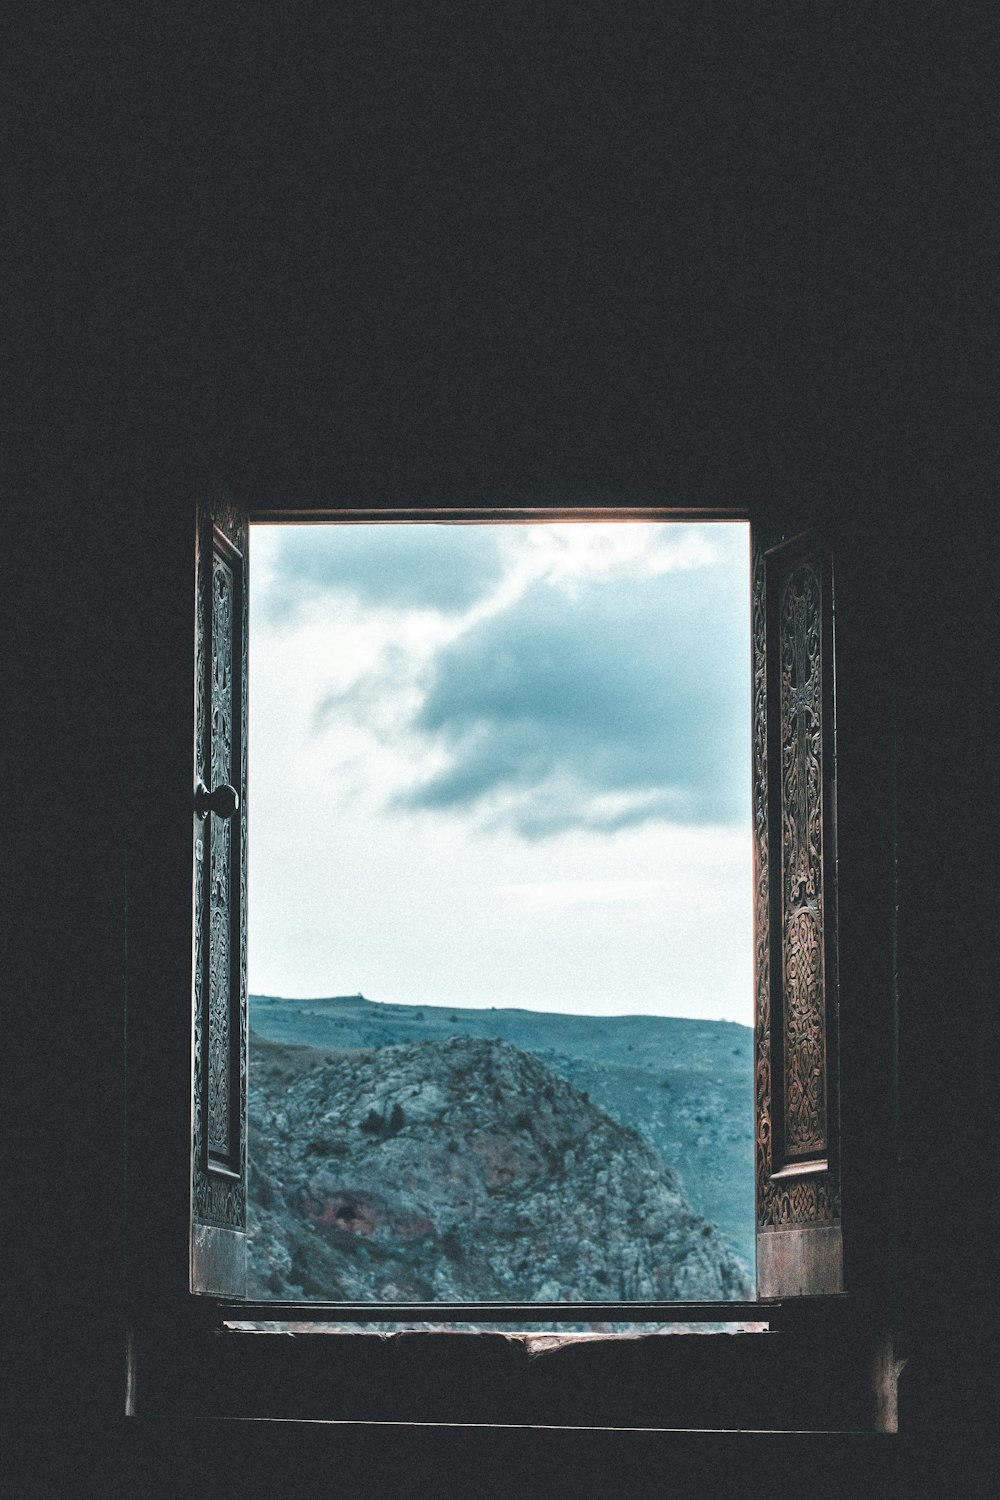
[248,521,753,1022]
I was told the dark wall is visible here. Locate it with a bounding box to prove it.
[8,8,996,1494]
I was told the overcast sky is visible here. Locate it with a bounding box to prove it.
[249,521,753,1022]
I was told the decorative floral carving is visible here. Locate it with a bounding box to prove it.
[192,503,248,1233]
[762,1175,839,1230]
[753,536,838,1231]
[778,563,827,1156]
[207,555,233,1156]
[751,538,775,1222]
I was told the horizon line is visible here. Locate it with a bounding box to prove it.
[248,991,751,1027]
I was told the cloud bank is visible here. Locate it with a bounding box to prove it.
[395,559,750,837]
[262,523,506,617]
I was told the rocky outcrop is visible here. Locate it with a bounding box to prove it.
[249,993,756,1269]
[248,1033,751,1304]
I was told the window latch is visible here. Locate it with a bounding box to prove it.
[194,780,240,821]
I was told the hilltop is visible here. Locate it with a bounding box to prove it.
[248,1033,752,1307]
[249,992,755,1269]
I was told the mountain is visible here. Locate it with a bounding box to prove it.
[249,992,755,1269]
[248,1033,752,1310]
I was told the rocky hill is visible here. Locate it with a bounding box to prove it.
[249,992,755,1269]
[248,1033,752,1307]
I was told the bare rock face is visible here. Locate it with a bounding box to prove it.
[248,1034,751,1305]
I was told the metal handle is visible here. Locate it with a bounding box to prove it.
[194,780,240,820]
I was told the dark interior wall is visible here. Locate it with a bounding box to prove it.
[8,8,997,1494]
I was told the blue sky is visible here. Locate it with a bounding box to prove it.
[249,521,753,1020]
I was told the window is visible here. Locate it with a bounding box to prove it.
[247,520,755,1317]
[127,495,892,1431]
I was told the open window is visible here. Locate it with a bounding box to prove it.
[187,499,841,1313]
[245,517,756,1317]
[128,491,890,1432]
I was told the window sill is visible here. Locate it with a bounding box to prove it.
[132,1291,888,1432]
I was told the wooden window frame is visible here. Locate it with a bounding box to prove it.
[124,492,900,1433]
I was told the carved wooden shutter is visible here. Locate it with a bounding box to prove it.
[752,526,843,1298]
[191,494,249,1295]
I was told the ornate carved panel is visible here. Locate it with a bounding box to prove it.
[753,531,839,1234]
[192,502,248,1234]
[207,553,234,1156]
[778,562,828,1156]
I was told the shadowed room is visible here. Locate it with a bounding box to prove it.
[7,6,997,1495]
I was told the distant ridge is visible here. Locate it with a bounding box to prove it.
[255,990,746,1025]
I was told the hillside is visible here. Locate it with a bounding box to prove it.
[249,992,755,1270]
[248,1033,752,1308]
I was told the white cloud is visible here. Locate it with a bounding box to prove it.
[248,521,754,1021]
